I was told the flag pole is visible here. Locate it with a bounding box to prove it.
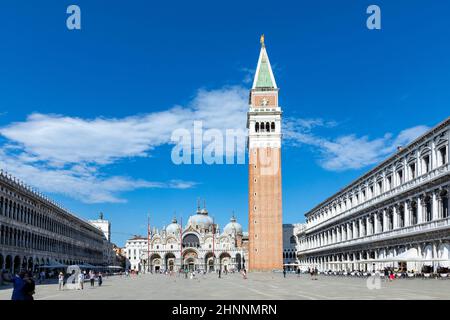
[180,216,183,272]
[212,217,215,272]
[147,213,150,273]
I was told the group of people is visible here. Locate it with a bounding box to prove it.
[58,270,103,290]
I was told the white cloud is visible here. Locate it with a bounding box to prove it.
[0,86,247,203]
[0,149,197,203]
[284,121,429,171]
[0,86,248,166]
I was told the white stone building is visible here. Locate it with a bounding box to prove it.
[295,117,450,273]
[89,213,116,266]
[0,172,106,273]
[282,223,304,270]
[125,204,246,273]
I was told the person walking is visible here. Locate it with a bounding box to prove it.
[242,269,247,280]
[98,272,103,287]
[77,271,84,290]
[89,271,95,287]
[39,271,45,284]
[283,268,286,278]
[218,268,222,279]
[58,272,64,291]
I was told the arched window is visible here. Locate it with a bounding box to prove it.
[271,122,275,132]
[399,207,405,228]
[260,122,265,131]
[425,196,432,221]
[255,122,259,132]
[442,191,449,218]
[388,211,394,230]
[438,146,447,166]
[182,234,200,248]
[290,235,296,244]
[266,122,270,132]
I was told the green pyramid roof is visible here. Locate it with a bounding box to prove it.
[253,46,277,89]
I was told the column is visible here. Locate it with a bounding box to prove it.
[359,219,363,237]
[393,206,398,229]
[432,242,438,272]
[374,212,380,234]
[405,200,411,227]
[347,222,352,240]
[382,209,388,231]
[366,216,371,236]
[432,191,439,220]
[418,195,424,223]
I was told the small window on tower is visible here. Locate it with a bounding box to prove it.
[271,122,275,132]
[255,122,259,133]
[266,122,270,132]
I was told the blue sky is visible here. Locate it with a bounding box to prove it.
[0,1,449,246]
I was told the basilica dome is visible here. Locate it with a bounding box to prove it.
[223,216,243,236]
[187,206,213,231]
[166,217,181,235]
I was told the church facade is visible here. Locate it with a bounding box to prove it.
[125,204,247,273]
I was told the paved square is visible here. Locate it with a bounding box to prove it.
[1,273,450,300]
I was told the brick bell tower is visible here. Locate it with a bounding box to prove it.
[247,35,283,271]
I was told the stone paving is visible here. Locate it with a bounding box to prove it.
[1,272,450,300]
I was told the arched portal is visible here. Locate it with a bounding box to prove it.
[183,249,198,271]
[5,255,12,272]
[219,252,231,272]
[13,256,21,273]
[28,257,33,271]
[204,252,215,272]
[438,243,450,268]
[164,253,176,271]
[150,254,162,273]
